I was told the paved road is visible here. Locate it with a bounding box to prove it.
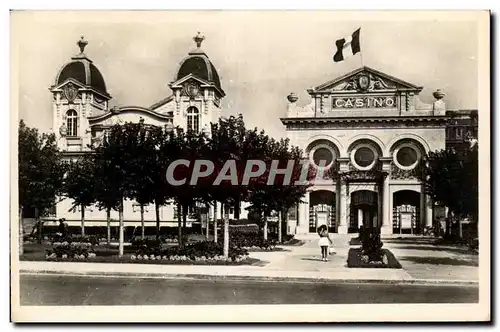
[20,274,478,305]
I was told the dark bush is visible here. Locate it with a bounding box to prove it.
[131,238,163,251]
[360,227,385,262]
[218,229,277,250]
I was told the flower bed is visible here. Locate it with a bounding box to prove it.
[45,241,97,261]
[131,240,249,263]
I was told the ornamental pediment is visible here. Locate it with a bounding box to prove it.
[311,66,422,94]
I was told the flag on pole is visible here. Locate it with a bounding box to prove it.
[333,28,361,63]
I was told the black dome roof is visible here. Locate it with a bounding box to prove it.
[176,55,221,89]
[175,33,223,93]
[56,61,107,94]
[54,37,108,96]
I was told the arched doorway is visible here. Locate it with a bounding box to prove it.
[349,190,378,233]
[309,190,336,233]
[392,190,420,234]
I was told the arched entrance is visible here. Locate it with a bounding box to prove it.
[349,190,378,233]
[309,190,336,233]
[392,190,420,234]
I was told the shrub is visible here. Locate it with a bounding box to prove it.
[218,229,277,250]
[131,238,162,251]
[51,234,100,246]
[360,227,385,262]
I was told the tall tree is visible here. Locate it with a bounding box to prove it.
[423,143,478,237]
[151,124,174,240]
[126,122,159,240]
[92,124,135,257]
[63,154,96,236]
[18,120,66,244]
[247,137,318,242]
[207,115,253,258]
[93,151,120,245]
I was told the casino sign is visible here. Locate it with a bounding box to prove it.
[332,96,397,109]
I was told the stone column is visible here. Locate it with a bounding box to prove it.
[298,191,310,234]
[337,181,348,234]
[420,189,425,234]
[426,195,433,228]
[381,174,392,235]
[377,182,383,228]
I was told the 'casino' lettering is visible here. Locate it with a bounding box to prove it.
[332,96,396,108]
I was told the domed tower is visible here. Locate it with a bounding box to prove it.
[50,36,111,151]
[168,32,225,133]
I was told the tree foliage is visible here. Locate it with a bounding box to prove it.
[19,114,316,253]
[423,144,478,221]
[64,154,96,213]
[18,120,66,216]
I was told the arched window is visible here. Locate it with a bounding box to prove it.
[186,107,200,133]
[66,110,78,137]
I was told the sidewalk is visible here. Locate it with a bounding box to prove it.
[382,236,479,282]
[18,234,478,285]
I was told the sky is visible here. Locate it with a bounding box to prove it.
[12,11,479,138]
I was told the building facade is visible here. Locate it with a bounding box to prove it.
[50,34,247,227]
[445,109,478,151]
[281,67,450,235]
[45,35,474,235]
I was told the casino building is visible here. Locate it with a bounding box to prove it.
[45,34,471,236]
[281,67,450,235]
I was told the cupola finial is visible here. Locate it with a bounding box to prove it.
[77,36,88,54]
[193,32,205,48]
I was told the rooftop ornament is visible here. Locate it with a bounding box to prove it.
[77,36,88,54]
[433,89,446,100]
[193,32,205,48]
[287,92,298,103]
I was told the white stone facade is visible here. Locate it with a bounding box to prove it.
[282,66,448,235]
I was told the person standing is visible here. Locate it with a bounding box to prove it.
[57,218,68,238]
[317,225,333,262]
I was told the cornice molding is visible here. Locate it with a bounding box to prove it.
[280,116,450,129]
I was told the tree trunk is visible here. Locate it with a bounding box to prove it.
[155,201,160,240]
[35,207,41,244]
[278,211,282,243]
[281,208,288,242]
[106,208,111,245]
[140,204,145,240]
[19,206,23,256]
[182,204,187,230]
[213,201,218,243]
[177,203,183,249]
[118,199,124,257]
[235,198,240,220]
[81,205,85,237]
[263,212,268,241]
[182,204,188,248]
[206,204,210,240]
[223,203,230,259]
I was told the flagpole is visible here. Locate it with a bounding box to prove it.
[359,27,364,67]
